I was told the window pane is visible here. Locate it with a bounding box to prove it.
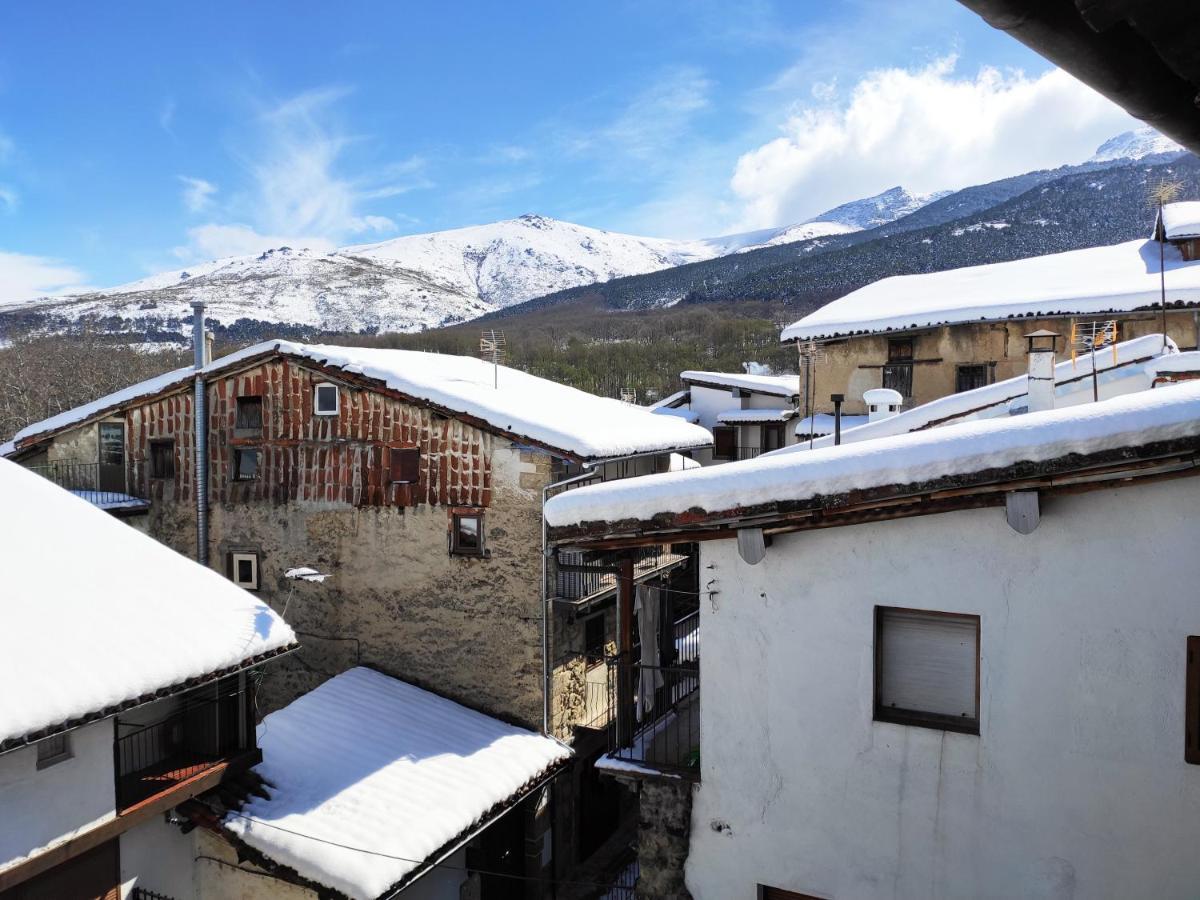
[237,558,254,583]
[316,385,338,413]
[879,609,977,720]
[713,426,736,459]
[888,340,914,361]
[956,365,988,393]
[457,515,480,550]
[235,450,259,480]
[99,423,125,465]
[236,397,263,430]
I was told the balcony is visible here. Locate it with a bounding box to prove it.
[26,460,149,514]
[115,684,257,813]
[604,661,700,778]
[554,544,689,606]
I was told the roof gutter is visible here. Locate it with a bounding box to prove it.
[956,0,1200,155]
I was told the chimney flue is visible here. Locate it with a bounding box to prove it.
[190,301,209,566]
[1025,330,1060,413]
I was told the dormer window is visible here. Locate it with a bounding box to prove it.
[314,383,339,416]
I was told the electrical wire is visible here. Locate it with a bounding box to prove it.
[197,800,666,897]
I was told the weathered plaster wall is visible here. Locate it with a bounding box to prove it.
[194,829,316,900]
[120,816,197,900]
[0,720,115,872]
[686,477,1200,899]
[45,422,100,467]
[810,309,1198,415]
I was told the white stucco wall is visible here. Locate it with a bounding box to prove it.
[687,477,1200,900]
[121,816,197,900]
[688,385,743,431]
[0,719,115,870]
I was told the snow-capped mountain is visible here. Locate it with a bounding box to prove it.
[1089,126,1183,163]
[4,215,723,335]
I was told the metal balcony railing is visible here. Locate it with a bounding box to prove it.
[735,446,763,460]
[26,460,144,509]
[115,687,253,811]
[607,660,700,777]
[555,545,689,603]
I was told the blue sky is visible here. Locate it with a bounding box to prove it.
[0,0,1139,295]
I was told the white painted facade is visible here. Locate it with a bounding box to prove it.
[686,477,1200,899]
[677,382,800,465]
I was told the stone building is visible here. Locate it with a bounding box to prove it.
[781,214,1200,418]
[2,333,711,898]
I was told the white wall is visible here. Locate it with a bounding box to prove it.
[121,817,197,900]
[687,478,1200,900]
[0,720,115,870]
[688,385,743,431]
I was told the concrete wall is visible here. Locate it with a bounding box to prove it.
[808,309,1199,416]
[120,816,197,900]
[686,477,1200,899]
[0,720,115,870]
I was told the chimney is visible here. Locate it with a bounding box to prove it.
[863,388,903,423]
[204,330,214,366]
[1025,330,1060,413]
[190,302,209,566]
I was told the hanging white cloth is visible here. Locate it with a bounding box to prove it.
[635,584,664,719]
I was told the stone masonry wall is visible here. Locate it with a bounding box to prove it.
[637,779,694,900]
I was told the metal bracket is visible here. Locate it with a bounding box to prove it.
[1005,490,1040,534]
[737,527,767,565]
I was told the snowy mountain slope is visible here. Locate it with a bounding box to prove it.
[2,216,724,337]
[1089,126,1183,163]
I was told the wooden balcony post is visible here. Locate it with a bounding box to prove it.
[616,553,636,748]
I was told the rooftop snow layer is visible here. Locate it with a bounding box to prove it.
[781,239,1200,341]
[4,341,712,461]
[680,370,799,397]
[794,413,869,436]
[0,460,295,746]
[226,667,570,900]
[1161,201,1200,241]
[717,409,797,424]
[543,379,1200,529]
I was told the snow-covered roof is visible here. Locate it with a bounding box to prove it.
[680,370,799,398]
[794,413,869,437]
[0,460,295,748]
[649,389,690,410]
[225,667,570,900]
[1161,201,1200,241]
[781,239,1200,341]
[717,408,797,424]
[3,342,710,462]
[544,380,1200,531]
[796,333,1174,451]
[652,406,701,424]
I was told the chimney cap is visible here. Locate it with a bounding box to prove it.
[1025,329,1060,353]
[863,388,903,406]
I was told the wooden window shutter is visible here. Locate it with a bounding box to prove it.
[390,447,420,483]
[1187,636,1200,764]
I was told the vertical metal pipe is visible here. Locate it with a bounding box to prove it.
[831,393,845,446]
[191,301,209,566]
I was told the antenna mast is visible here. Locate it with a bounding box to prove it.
[479,329,506,389]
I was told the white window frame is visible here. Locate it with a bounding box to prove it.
[36,732,72,770]
[231,551,260,591]
[314,382,340,417]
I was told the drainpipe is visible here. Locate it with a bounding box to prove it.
[191,301,209,566]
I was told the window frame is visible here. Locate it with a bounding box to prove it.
[228,551,260,591]
[712,425,737,460]
[314,382,340,417]
[36,732,72,770]
[148,439,175,480]
[450,511,487,557]
[955,364,990,394]
[235,395,264,436]
[873,605,980,735]
[232,448,260,482]
[390,447,421,484]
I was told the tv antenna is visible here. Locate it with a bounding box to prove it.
[796,340,827,440]
[479,329,506,389]
[620,388,637,404]
[1070,319,1118,402]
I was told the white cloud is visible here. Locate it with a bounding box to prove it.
[159,99,176,134]
[172,87,426,263]
[173,223,335,262]
[0,251,93,302]
[729,57,1138,230]
[178,176,217,213]
[0,185,16,213]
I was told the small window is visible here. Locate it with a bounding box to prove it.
[956,365,989,393]
[390,447,421,483]
[149,440,175,479]
[314,383,339,416]
[235,396,264,434]
[712,425,737,460]
[229,551,259,590]
[36,733,71,770]
[451,512,485,557]
[762,422,786,452]
[585,614,607,666]
[887,339,914,362]
[233,448,260,481]
[875,607,979,734]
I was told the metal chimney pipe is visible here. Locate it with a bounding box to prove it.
[190,301,209,566]
[831,393,844,445]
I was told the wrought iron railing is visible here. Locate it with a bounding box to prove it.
[736,445,763,460]
[555,545,688,602]
[115,688,252,811]
[672,610,700,665]
[607,661,700,777]
[132,888,177,900]
[595,852,639,900]
[26,460,142,508]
